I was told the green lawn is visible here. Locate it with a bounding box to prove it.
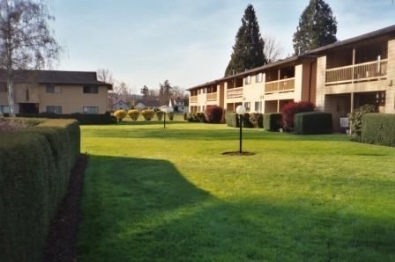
[78,122,395,261]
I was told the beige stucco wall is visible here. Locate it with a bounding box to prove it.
[315,56,327,111]
[385,38,395,113]
[0,83,110,114]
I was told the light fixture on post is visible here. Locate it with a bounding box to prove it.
[236,105,246,153]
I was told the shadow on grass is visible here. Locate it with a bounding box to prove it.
[78,155,395,262]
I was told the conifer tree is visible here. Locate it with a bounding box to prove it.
[224,4,266,76]
[293,0,337,55]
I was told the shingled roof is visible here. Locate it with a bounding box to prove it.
[0,70,112,89]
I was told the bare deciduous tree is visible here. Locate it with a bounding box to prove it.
[0,0,61,116]
[97,68,114,84]
[263,36,284,63]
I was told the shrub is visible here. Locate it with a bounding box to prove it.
[168,112,174,121]
[15,113,116,125]
[113,110,128,122]
[361,113,395,147]
[348,104,376,141]
[225,112,238,127]
[156,111,164,121]
[249,113,263,128]
[128,109,140,121]
[281,101,315,131]
[186,112,205,122]
[141,109,155,121]
[294,112,333,134]
[241,113,254,128]
[264,113,282,132]
[205,105,223,123]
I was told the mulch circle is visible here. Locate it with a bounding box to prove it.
[42,154,89,262]
[222,151,256,156]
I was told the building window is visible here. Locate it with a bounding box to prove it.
[0,105,10,113]
[256,73,263,83]
[46,106,62,114]
[83,85,98,94]
[83,106,99,114]
[245,75,251,85]
[46,84,62,93]
[244,102,251,112]
[254,101,262,112]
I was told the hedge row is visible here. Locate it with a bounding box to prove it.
[361,113,395,147]
[225,112,263,128]
[13,113,116,125]
[263,113,282,132]
[0,118,80,262]
[294,112,333,134]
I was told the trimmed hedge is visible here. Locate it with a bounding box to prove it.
[249,113,264,128]
[0,118,80,262]
[225,112,258,128]
[205,105,224,123]
[186,112,206,123]
[361,113,395,147]
[294,112,333,135]
[264,113,282,132]
[15,113,116,125]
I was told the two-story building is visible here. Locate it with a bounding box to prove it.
[0,70,112,114]
[188,24,395,131]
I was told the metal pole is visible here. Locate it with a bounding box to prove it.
[163,112,166,129]
[239,114,243,153]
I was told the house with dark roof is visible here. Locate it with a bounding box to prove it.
[188,24,395,131]
[0,70,112,114]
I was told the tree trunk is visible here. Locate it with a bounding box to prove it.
[7,79,16,117]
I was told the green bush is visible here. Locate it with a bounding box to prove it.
[361,113,395,147]
[168,112,174,121]
[16,113,116,125]
[141,109,155,121]
[0,119,80,262]
[281,101,315,131]
[348,104,376,141]
[128,109,140,121]
[156,111,164,121]
[264,113,282,132]
[114,110,128,122]
[294,112,333,135]
[225,112,239,127]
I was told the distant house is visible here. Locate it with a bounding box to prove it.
[171,98,187,112]
[112,100,129,111]
[135,99,161,110]
[0,70,112,114]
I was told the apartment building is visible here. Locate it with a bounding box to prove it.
[188,24,395,131]
[0,70,112,114]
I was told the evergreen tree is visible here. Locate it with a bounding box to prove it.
[224,4,266,76]
[293,0,337,55]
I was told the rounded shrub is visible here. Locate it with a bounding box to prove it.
[348,104,376,141]
[205,105,223,123]
[114,109,128,122]
[156,111,164,121]
[127,109,140,121]
[141,109,155,121]
[281,101,315,131]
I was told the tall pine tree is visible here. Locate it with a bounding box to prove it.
[224,4,266,76]
[293,0,337,55]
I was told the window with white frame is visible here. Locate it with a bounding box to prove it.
[46,84,62,93]
[244,75,251,85]
[244,102,251,112]
[83,106,99,114]
[46,106,62,114]
[0,105,10,113]
[256,73,263,83]
[254,101,262,112]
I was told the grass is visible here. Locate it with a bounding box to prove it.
[78,122,395,261]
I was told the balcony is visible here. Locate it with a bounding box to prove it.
[265,78,295,94]
[190,96,198,103]
[227,87,243,99]
[206,92,217,101]
[326,60,387,85]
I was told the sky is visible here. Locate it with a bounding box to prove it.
[50,0,395,94]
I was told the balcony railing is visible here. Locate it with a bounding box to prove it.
[326,59,387,84]
[227,87,243,99]
[190,96,198,103]
[265,78,295,94]
[206,92,217,101]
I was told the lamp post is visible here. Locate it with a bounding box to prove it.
[162,106,174,129]
[236,105,246,153]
